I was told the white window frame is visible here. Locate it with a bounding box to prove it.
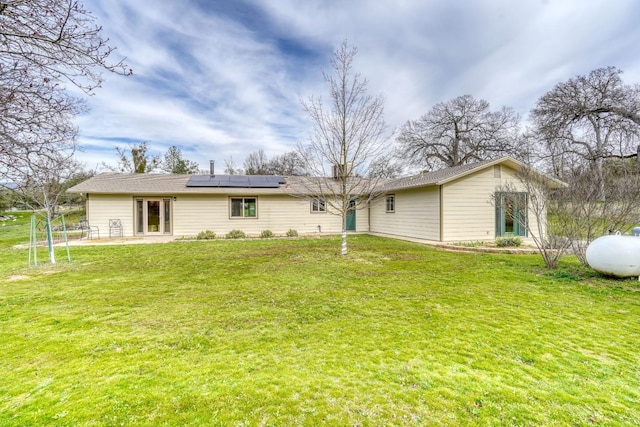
[386,195,395,213]
[311,198,327,213]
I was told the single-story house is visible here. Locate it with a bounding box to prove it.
[67,157,564,242]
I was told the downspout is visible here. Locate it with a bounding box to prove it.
[367,197,371,232]
[439,185,444,242]
[85,193,90,223]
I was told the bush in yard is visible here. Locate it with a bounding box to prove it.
[196,230,216,240]
[260,229,274,239]
[226,229,246,239]
[496,235,522,247]
[285,229,298,237]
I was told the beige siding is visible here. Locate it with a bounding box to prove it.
[82,162,546,242]
[355,201,369,232]
[441,165,533,242]
[370,187,440,240]
[86,193,362,238]
[499,167,542,243]
[86,194,134,237]
[162,194,344,237]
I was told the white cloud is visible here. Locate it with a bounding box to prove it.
[72,0,640,171]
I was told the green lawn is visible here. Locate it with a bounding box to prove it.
[1,213,639,426]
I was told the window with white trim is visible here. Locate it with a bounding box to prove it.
[311,198,326,213]
[386,195,395,213]
[230,197,257,218]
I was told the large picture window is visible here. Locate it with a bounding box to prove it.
[230,197,257,218]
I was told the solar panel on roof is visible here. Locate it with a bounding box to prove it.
[186,175,286,188]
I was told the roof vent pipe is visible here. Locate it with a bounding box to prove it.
[210,160,215,176]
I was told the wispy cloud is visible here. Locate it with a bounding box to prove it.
[74,0,640,171]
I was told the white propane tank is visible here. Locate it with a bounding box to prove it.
[586,235,640,278]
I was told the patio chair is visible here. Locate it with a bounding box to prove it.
[109,219,123,238]
[79,219,99,239]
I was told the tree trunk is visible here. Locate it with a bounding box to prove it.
[341,214,348,255]
[341,230,348,255]
[46,214,56,264]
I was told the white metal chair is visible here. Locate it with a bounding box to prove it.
[79,220,99,239]
[109,219,123,238]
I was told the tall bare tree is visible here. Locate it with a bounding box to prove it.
[268,151,307,176]
[397,94,520,170]
[530,67,640,198]
[297,41,389,255]
[223,156,242,175]
[0,0,130,211]
[367,154,403,178]
[243,149,270,175]
[241,150,307,176]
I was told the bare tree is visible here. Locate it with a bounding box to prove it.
[162,146,200,174]
[104,142,161,173]
[59,167,95,206]
[240,150,308,176]
[0,75,80,180]
[297,40,389,255]
[530,67,640,199]
[223,156,242,175]
[268,151,307,176]
[492,169,570,269]
[367,154,403,178]
[0,0,130,93]
[7,152,88,263]
[397,94,520,170]
[0,0,130,206]
[243,149,270,175]
[493,164,640,268]
[5,151,85,219]
[555,169,640,265]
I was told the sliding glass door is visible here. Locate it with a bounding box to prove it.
[135,198,172,235]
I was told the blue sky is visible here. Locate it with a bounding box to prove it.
[75,0,640,172]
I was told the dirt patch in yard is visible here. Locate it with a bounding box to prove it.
[6,275,30,282]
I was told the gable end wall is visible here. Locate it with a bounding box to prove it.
[441,165,531,242]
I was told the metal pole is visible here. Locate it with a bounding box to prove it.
[29,215,38,267]
[28,215,33,266]
[61,215,71,263]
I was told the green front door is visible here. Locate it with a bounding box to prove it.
[346,200,356,231]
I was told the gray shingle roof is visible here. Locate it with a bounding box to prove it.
[379,158,499,192]
[68,173,375,195]
[68,173,193,194]
[67,157,565,196]
[378,157,566,192]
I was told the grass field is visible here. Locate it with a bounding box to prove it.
[1,212,639,426]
